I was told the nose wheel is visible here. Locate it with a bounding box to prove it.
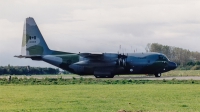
[154,73,161,77]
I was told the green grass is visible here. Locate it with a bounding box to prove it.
[162,70,200,76]
[1,76,200,85]
[0,85,200,112]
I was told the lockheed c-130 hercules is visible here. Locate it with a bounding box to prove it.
[15,17,177,78]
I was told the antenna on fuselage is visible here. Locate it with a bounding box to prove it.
[119,45,121,54]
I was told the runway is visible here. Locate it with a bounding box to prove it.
[1,75,200,80]
[113,76,200,80]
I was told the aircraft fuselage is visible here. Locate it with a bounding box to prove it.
[40,52,177,78]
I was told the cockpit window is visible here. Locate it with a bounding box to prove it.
[158,55,169,61]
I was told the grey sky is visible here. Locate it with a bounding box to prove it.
[0,0,200,67]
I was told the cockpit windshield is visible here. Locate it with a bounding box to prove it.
[158,55,170,61]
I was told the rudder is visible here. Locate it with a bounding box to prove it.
[21,17,51,56]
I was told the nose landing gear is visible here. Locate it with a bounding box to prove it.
[154,73,161,77]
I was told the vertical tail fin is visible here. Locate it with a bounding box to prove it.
[21,17,51,56]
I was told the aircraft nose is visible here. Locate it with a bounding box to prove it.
[168,61,177,70]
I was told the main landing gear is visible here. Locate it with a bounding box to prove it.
[94,74,115,78]
[154,73,161,77]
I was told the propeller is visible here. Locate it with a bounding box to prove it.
[117,53,128,66]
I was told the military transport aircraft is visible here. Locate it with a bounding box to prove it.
[15,17,177,78]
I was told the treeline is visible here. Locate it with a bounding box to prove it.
[0,65,59,75]
[145,43,200,67]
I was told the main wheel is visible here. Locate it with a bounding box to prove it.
[94,74,114,78]
[94,75,101,78]
[154,73,161,77]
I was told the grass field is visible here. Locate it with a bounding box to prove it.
[162,70,200,76]
[0,84,200,112]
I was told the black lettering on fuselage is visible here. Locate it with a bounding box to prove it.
[29,41,36,43]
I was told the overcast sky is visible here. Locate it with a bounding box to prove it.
[0,0,200,67]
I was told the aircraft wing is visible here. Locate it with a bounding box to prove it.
[78,52,103,58]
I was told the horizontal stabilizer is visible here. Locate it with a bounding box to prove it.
[14,55,42,60]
